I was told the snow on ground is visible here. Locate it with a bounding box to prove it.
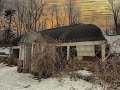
[75,70,92,77]
[104,35,120,53]
[0,47,10,54]
[0,63,103,90]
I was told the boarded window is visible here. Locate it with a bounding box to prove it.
[76,45,95,56]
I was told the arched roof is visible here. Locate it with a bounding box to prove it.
[11,23,107,45]
[11,31,44,45]
[20,31,44,43]
[41,24,106,43]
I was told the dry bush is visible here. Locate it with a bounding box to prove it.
[31,43,56,79]
[30,35,83,80]
[90,41,120,90]
[3,58,18,66]
[92,55,120,90]
[30,41,87,80]
[0,57,8,63]
[62,41,120,90]
[30,35,120,90]
[30,39,105,82]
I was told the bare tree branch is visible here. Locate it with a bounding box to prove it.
[108,0,120,35]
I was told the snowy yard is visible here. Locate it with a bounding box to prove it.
[0,47,10,55]
[0,63,103,90]
[0,35,119,90]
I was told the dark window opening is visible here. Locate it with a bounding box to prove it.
[12,49,19,58]
[56,46,77,60]
[56,46,67,60]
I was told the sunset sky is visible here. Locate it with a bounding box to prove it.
[6,0,113,20]
[5,0,118,19]
[3,0,119,30]
[53,0,113,29]
[56,0,110,16]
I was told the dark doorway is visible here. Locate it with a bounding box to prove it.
[12,49,19,58]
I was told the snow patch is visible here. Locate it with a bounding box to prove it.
[0,63,7,69]
[104,35,120,53]
[0,63,103,90]
[76,70,92,76]
[0,47,10,54]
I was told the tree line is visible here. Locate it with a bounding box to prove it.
[0,0,80,44]
[0,0,120,44]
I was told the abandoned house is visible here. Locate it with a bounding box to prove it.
[41,24,107,60]
[13,23,107,73]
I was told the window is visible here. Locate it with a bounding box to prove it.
[12,49,20,58]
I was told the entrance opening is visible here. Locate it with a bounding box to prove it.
[12,49,19,58]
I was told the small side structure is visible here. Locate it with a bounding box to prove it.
[17,24,108,73]
[18,31,46,73]
[0,42,20,62]
[0,46,10,57]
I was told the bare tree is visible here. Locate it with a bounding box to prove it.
[48,0,80,28]
[0,0,5,29]
[0,0,3,14]
[0,0,3,30]
[38,15,48,31]
[47,4,55,28]
[58,12,67,27]
[3,9,15,44]
[14,0,49,32]
[108,0,120,35]
[13,0,28,35]
[65,0,80,25]
[47,4,68,28]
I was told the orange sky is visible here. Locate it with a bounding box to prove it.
[1,0,118,31]
[47,0,113,30]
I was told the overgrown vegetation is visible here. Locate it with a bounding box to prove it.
[29,39,120,90]
[0,0,120,90]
